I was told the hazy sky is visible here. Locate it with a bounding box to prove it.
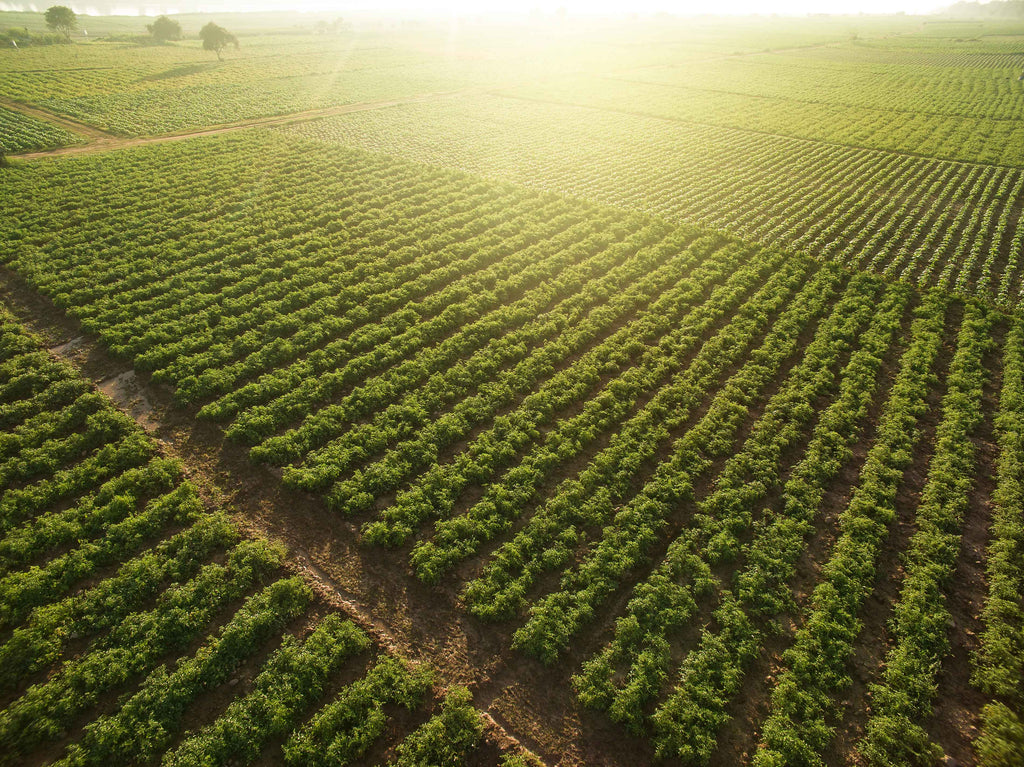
[0,0,949,15]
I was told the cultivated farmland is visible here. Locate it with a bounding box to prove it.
[0,307,508,767]
[0,10,1023,767]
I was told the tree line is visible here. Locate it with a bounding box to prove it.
[6,6,237,59]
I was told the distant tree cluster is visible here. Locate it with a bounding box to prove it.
[200,22,238,61]
[943,1,1024,18]
[43,6,76,41]
[147,16,182,43]
[314,18,348,34]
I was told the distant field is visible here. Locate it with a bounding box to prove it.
[0,14,916,137]
[287,92,1024,307]
[1,12,1023,767]
[5,14,1021,305]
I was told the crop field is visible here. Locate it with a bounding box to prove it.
[0,105,78,153]
[1,10,1024,767]
[0,15,923,139]
[0,307,511,767]
[286,93,1024,306]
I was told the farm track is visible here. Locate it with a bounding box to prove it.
[0,98,115,141]
[6,87,486,160]
[0,266,646,767]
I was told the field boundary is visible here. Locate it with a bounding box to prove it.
[1,96,116,141]
[7,87,483,160]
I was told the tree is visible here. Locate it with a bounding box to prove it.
[44,6,76,41]
[147,16,181,43]
[199,22,237,61]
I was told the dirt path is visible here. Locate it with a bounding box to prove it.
[9,87,484,160]
[1,97,117,142]
[0,266,654,767]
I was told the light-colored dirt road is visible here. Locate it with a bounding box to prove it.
[7,87,480,160]
[2,98,117,142]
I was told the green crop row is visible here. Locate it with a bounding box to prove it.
[751,290,949,767]
[973,316,1024,766]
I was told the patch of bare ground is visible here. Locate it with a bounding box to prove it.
[828,299,963,767]
[0,263,636,766]
[924,314,1007,766]
[96,369,161,432]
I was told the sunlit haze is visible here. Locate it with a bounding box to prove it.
[0,0,950,17]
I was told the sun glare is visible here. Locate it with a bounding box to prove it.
[1,0,945,17]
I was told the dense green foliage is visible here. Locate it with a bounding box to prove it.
[0,105,78,152]
[289,83,1024,306]
[2,13,1024,767]
[389,687,484,767]
[199,22,237,61]
[2,18,1021,307]
[43,6,76,41]
[973,317,1024,765]
[147,16,181,43]
[2,122,1021,764]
